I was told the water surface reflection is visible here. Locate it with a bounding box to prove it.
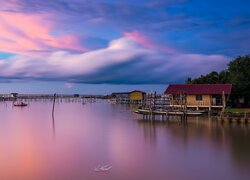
[0,101,249,180]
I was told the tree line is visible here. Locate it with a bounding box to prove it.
[186,55,250,94]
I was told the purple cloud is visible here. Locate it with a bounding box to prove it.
[0,0,248,86]
[0,36,230,84]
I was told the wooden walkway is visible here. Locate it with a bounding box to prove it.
[135,108,250,124]
[134,108,206,122]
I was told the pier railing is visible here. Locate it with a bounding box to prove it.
[171,101,223,107]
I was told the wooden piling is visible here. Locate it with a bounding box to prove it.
[52,93,56,117]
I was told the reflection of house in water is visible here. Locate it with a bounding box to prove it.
[164,84,232,110]
[137,120,157,145]
[138,116,250,168]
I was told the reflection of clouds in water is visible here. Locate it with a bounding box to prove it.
[0,101,250,179]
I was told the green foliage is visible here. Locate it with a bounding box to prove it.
[225,107,250,113]
[185,77,192,84]
[186,55,250,94]
[187,71,230,84]
[228,55,250,94]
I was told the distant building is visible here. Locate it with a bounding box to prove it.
[10,93,18,98]
[73,94,80,98]
[164,84,232,110]
[111,92,130,99]
[110,90,146,104]
[129,90,146,102]
[111,92,130,103]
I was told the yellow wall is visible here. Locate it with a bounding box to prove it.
[130,92,144,101]
[171,94,225,108]
[186,95,211,106]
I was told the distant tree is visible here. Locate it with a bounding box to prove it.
[186,71,228,84]
[218,70,230,84]
[185,77,192,84]
[186,55,249,94]
[207,71,219,83]
[228,55,250,94]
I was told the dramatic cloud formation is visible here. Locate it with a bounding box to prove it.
[0,0,249,87]
[0,37,229,84]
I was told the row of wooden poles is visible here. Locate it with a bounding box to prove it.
[140,110,250,123]
[0,97,96,103]
[217,112,250,123]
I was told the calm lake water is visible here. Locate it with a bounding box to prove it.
[0,99,250,180]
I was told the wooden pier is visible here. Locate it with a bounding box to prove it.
[134,108,206,122]
[134,107,250,124]
[0,94,104,101]
[0,94,107,106]
[134,108,169,121]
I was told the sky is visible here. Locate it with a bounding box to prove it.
[0,0,249,94]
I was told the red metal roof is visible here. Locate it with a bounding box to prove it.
[164,84,232,95]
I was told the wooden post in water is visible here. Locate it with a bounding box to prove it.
[51,93,56,140]
[52,93,56,117]
[222,91,226,112]
[153,91,156,108]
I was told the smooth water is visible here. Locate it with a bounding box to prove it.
[0,100,250,180]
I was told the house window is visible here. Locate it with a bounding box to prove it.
[196,95,202,101]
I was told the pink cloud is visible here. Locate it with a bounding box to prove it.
[0,12,87,56]
[124,31,177,55]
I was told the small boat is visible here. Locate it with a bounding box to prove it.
[135,108,168,115]
[167,110,206,116]
[135,108,206,116]
[13,102,28,107]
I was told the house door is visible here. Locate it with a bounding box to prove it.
[212,95,222,106]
